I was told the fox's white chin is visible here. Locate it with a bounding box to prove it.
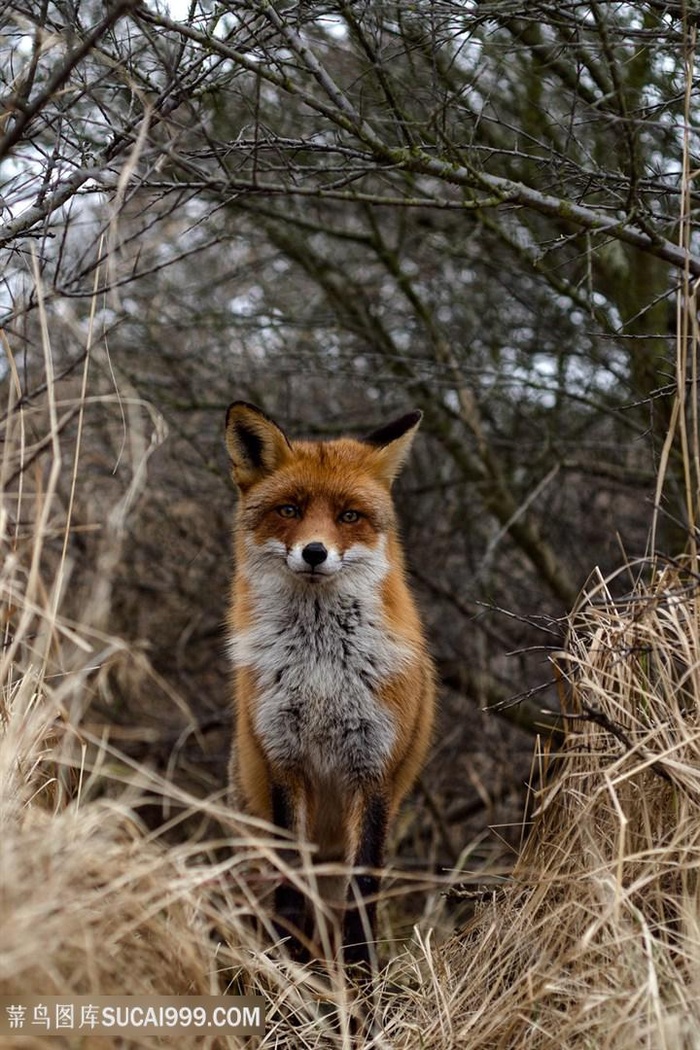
[289,566,337,579]
[287,564,343,582]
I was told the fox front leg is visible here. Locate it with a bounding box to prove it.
[271,782,312,959]
[343,792,388,969]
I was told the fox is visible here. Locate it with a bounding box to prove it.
[224,401,435,966]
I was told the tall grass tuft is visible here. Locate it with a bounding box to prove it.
[389,563,700,1049]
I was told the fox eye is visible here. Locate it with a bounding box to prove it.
[338,509,361,524]
[277,504,300,519]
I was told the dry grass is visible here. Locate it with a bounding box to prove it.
[392,563,700,1049]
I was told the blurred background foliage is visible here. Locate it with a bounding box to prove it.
[1,0,698,886]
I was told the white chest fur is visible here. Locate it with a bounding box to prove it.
[230,566,411,786]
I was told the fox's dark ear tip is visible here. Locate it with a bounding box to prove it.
[363,409,424,449]
[393,409,423,429]
[225,401,267,427]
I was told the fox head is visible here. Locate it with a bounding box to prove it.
[225,402,422,585]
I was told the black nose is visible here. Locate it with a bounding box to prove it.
[302,542,328,568]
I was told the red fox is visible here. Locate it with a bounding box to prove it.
[224,402,435,965]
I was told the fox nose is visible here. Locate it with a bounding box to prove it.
[302,542,328,568]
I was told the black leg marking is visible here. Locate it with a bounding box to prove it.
[343,793,388,968]
[271,783,310,959]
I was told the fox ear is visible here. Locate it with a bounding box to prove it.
[225,402,292,489]
[363,410,423,485]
